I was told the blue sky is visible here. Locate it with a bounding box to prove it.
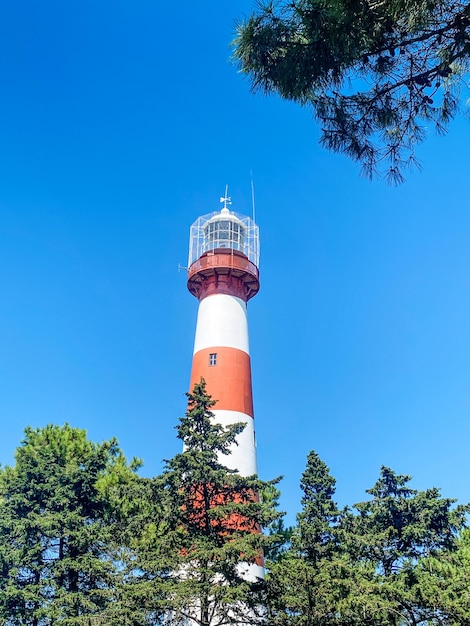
[1,1,470,523]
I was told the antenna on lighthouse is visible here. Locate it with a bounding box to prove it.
[219,185,232,211]
[250,170,256,224]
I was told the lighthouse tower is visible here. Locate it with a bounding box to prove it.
[187,190,262,578]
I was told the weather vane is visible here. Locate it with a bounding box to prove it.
[219,184,232,210]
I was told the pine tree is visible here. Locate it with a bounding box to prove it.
[267,456,470,626]
[351,466,468,576]
[234,0,470,182]
[0,424,139,625]
[267,451,344,626]
[339,466,470,625]
[133,380,281,626]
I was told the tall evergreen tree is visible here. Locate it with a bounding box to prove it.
[0,424,139,626]
[339,466,470,625]
[267,451,344,626]
[132,380,281,626]
[295,451,341,562]
[350,466,468,575]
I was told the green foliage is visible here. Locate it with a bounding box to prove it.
[260,482,292,562]
[234,0,470,182]
[128,380,282,626]
[267,457,470,626]
[267,451,344,626]
[0,424,139,625]
[350,466,469,575]
[415,528,470,624]
[0,385,284,626]
[337,466,470,625]
[295,450,341,561]
[2,416,469,626]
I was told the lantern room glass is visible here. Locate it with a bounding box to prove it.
[188,209,260,268]
[204,219,245,252]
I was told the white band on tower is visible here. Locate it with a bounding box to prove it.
[193,294,249,355]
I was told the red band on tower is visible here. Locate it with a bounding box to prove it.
[190,346,254,417]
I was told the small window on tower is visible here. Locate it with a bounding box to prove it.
[209,353,217,366]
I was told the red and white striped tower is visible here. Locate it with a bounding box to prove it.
[187,190,262,579]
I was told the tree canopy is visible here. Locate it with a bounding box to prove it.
[267,460,470,626]
[233,0,470,182]
[0,417,469,625]
[0,424,140,625]
[0,389,281,626]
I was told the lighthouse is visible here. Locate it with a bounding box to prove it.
[187,189,262,579]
